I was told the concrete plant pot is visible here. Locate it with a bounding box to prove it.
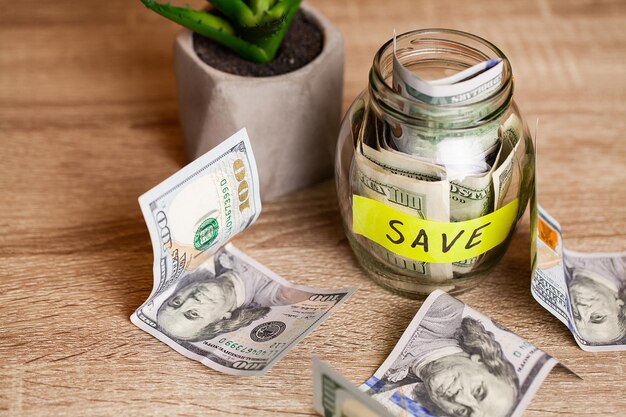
[173,4,344,201]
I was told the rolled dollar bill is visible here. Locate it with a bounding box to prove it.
[360,125,493,222]
[392,34,504,106]
[532,204,626,351]
[385,121,501,174]
[361,290,563,417]
[388,33,504,170]
[131,129,355,374]
[354,150,453,281]
[493,114,525,209]
[358,128,494,276]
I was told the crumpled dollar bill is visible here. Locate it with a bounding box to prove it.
[532,204,626,352]
[131,129,355,375]
[314,290,575,417]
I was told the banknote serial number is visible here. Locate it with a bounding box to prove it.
[218,338,268,356]
[220,178,233,235]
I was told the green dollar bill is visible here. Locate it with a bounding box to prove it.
[313,358,394,417]
[131,129,355,375]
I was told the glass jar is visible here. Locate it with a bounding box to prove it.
[336,29,535,298]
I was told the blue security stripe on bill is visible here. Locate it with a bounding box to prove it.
[364,376,438,417]
[390,392,437,417]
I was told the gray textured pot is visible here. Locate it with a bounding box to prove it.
[174,4,344,201]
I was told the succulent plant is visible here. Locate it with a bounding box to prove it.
[141,0,303,64]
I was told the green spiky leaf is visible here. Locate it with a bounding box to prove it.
[140,0,302,63]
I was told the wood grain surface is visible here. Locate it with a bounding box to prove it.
[1,0,625,415]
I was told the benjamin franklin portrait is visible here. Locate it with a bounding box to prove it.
[369,296,520,417]
[156,248,310,342]
[565,252,626,346]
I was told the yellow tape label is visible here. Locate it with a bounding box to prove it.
[352,195,519,263]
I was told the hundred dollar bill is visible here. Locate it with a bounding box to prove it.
[313,358,395,417]
[135,129,261,297]
[532,204,626,351]
[358,129,490,276]
[392,35,504,106]
[133,243,354,375]
[386,120,501,174]
[355,151,450,222]
[360,122,493,222]
[389,33,503,167]
[131,129,355,375]
[493,114,526,209]
[354,150,453,281]
[361,290,562,417]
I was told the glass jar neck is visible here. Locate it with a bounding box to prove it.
[369,29,514,129]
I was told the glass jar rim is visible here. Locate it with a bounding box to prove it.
[369,28,514,128]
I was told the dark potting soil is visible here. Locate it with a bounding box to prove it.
[193,9,324,77]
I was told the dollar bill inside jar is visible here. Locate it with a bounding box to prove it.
[336,29,535,297]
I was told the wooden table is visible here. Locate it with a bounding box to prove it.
[1,0,624,415]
